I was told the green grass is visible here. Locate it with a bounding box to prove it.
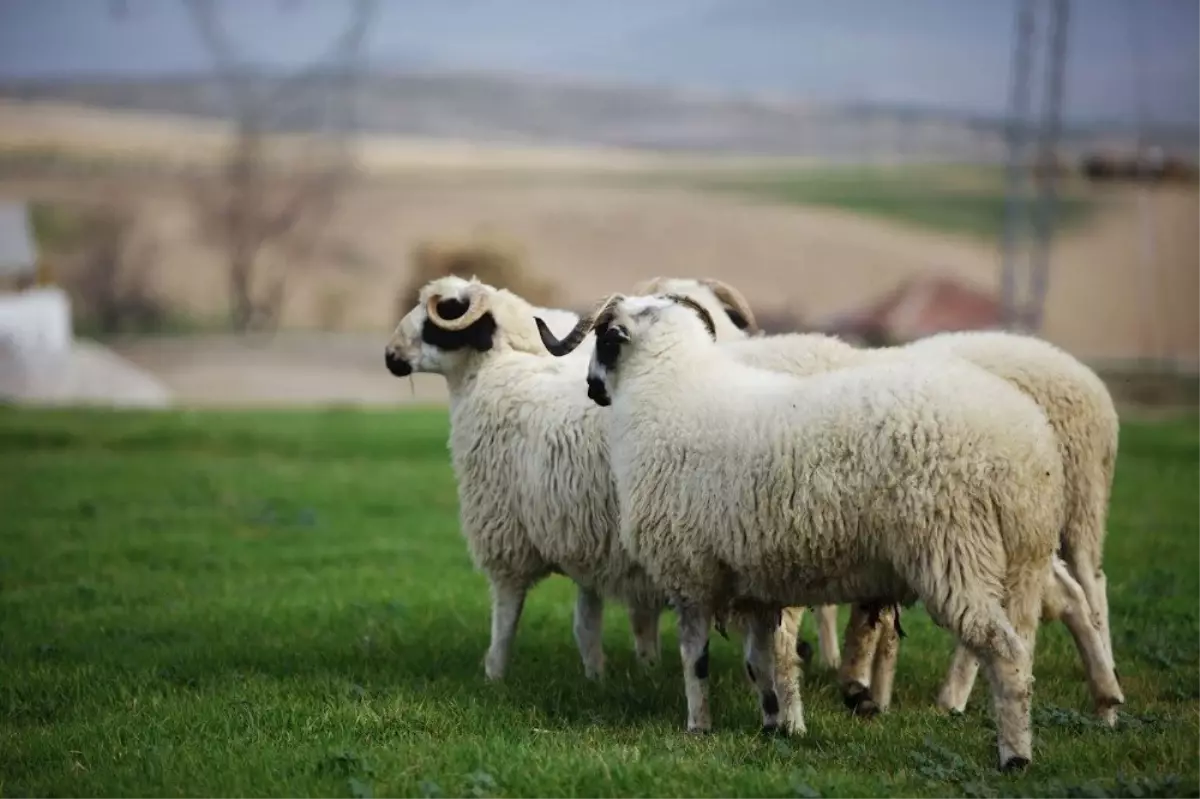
[0,408,1196,798]
[676,166,1098,240]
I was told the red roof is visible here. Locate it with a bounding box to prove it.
[829,276,1003,343]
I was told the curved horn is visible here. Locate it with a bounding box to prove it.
[537,293,624,357]
[631,276,668,295]
[700,278,758,333]
[664,293,717,340]
[426,288,488,331]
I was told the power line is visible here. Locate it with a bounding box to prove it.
[1025,0,1069,333]
[999,0,1070,335]
[999,0,1036,331]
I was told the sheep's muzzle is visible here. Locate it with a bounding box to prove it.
[384,349,413,377]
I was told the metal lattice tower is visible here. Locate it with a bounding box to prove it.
[999,0,1070,334]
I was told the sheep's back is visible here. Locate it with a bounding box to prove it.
[611,358,1063,606]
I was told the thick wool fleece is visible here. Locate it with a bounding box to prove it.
[666,283,1122,719]
[388,276,655,605]
[714,325,1117,596]
[606,304,1065,649]
[714,326,1118,654]
[903,331,1118,654]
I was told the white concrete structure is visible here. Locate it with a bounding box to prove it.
[0,201,171,407]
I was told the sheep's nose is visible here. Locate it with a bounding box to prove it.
[587,377,611,407]
[385,349,412,377]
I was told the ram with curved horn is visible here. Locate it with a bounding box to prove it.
[384,276,674,685]
[634,277,759,335]
[699,278,758,334]
[419,285,498,353]
[536,294,624,357]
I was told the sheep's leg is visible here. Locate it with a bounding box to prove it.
[743,606,802,736]
[1043,558,1124,726]
[781,605,814,666]
[773,608,806,735]
[573,586,606,681]
[936,646,981,714]
[628,602,662,667]
[918,558,1039,771]
[980,566,1042,772]
[1067,551,1115,673]
[484,578,528,681]
[815,605,842,670]
[1093,569,1112,665]
[676,601,713,734]
[838,604,883,717]
[869,608,900,712]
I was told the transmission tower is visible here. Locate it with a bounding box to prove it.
[999,0,1070,334]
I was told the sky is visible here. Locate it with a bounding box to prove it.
[0,0,1196,126]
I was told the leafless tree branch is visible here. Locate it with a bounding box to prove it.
[173,0,376,332]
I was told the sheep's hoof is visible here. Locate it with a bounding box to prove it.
[852,697,879,718]
[685,725,712,736]
[999,755,1030,774]
[842,683,878,718]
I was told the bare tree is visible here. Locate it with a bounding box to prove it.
[177,0,377,332]
[111,0,375,330]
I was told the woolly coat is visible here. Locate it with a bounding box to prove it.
[712,328,1117,580]
[603,303,1066,649]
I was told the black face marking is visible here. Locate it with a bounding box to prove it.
[693,639,710,680]
[586,377,611,406]
[725,307,751,330]
[761,690,780,717]
[421,311,497,352]
[594,322,628,368]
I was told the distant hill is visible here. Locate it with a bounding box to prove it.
[1,69,1195,160]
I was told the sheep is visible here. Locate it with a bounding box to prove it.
[649,278,1122,724]
[634,277,843,673]
[382,275,761,683]
[385,275,663,682]
[537,292,1068,771]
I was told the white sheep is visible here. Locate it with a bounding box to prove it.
[537,292,1067,772]
[632,278,844,674]
[385,275,665,682]
[644,277,1124,725]
[383,276,763,683]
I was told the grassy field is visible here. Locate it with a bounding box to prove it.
[677,166,1098,240]
[0,408,1196,798]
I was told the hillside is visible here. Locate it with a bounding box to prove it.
[3,69,1193,160]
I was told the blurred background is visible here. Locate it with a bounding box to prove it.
[0,0,1195,409]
